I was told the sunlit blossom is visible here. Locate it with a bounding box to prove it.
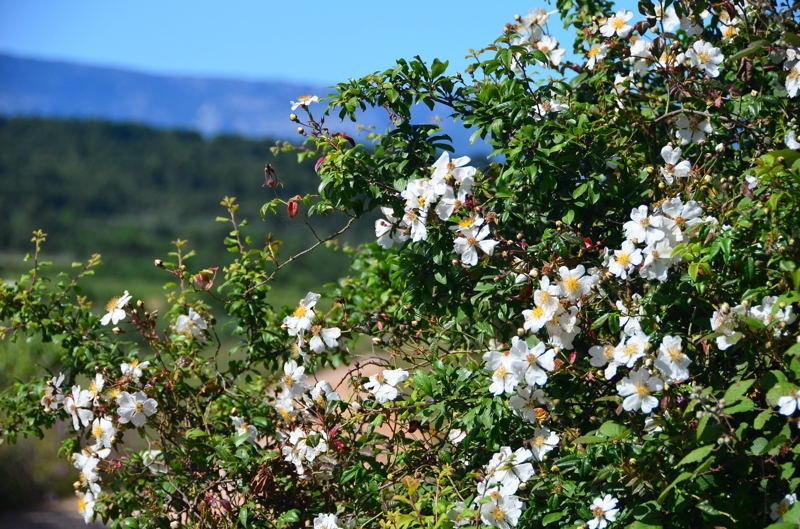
[686,40,724,77]
[117,390,158,428]
[599,10,634,38]
[616,367,663,413]
[587,494,619,529]
[364,368,409,404]
[290,94,319,110]
[100,290,132,326]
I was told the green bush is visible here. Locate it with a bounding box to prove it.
[1,1,799,527]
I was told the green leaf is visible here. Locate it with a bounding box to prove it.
[186,428,208,440]
[723,379,755,403]
[541,511,566,525]
[676,444,715,467]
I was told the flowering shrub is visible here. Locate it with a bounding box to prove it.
[2,0,800,527]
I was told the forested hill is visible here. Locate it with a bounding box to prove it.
[0,117,370,286]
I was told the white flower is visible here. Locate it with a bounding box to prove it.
[41,372,65,412]
[659,144,691,184]
[786,129,800,150]
[116,390,158,428]
[174,308,208,341]
[481,446,534,497]
[777,389,800,416]
[529,427,559,461]
[586,43,608,70]
[557,264,596,302]
[536,35,566,66]
[64,385,94,431]
[599,10,634,38]
[675,114,712,144]
[141,449,167,474]
[454,224,499,266]
[375,207,410,249]
[589,344,620,379]
[479,494,524,529]
[90,416,117,450]
[518,338,556,387]
[623,205,666,245]
[448,501,472,527]
[587,494,619,529]
[710,304,745,350]
[447,428,467,444]
[283,292,321,346]
[484,343,525,396]
[281,359,308,397]
[313,513,342,529]
[786,63,800,98]
[77,490,97,524]
[364,368,409,404]
[509,385,548,423]
[607,240,643,279]
[281,427,329,475]
[290,94,319,110]
[640,238,678,282]
[86,373,105,403]
[120,358,151,385]
[431,152,476,185]
[402,208,429,242]
[686,40,724,77]
[749,295,797,330]
[654,335,691,382]
[613,332,649,368]
[616,367,664,413]
[306,380,341,408]
[308,326,341,354]
[770,493,797,521]
[655,2,680,31]
[232,416,258,444]
[100,290,132,326]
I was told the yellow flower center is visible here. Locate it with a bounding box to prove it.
[492,506,506,521]
[92,424,104,439]
[617,252,630,266]
[293,305,308,318]
[668,347,683,362]
[105,296,119,311]
[635,382,651,397]
[563,276,579,295]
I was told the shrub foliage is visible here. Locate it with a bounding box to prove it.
[2,0,800,528]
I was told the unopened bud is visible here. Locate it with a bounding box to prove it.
[296,126,305,135]
[289,113,298,122]
[154,258,164,268]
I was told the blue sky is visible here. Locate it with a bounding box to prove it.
[0,1,573,86]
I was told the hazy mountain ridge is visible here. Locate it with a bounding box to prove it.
[0,53,475,145]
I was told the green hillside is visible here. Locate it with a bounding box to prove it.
[0,117,372,304]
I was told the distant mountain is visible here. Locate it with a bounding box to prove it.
[0,53,477,146]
